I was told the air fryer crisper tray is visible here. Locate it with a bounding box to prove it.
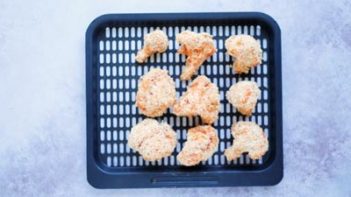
[86,12,283,188]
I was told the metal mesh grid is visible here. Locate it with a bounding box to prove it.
[96,24,270,168]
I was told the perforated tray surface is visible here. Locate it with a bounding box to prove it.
[86,12,283,188]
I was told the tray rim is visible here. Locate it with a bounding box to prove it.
[86,12,283,188]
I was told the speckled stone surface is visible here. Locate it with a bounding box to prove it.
[0,0,350,196]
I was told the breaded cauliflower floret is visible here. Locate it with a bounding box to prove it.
[176,31,217,80]
[136,29,168,63]
[177,125,219,166]
[128,119,177,161]
[225,35,262,74]
[173,76,220,124]
[226,81,260,116]
[136,68,176,117]
[224,121,268,161]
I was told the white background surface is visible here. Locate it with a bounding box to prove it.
[1,0,351,196]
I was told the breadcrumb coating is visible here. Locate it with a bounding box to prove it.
[176,31,216,80]
[177,125,219,166]
[226,81,260,116]
[136,30,168,63]
[224,121,268,161]
[173,76,220,124]
[128,119,177,161]
[136,68,176,117]
[225,35,262,74]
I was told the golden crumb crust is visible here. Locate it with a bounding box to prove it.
[177,125,219,166]
[225,35,262,74]
[127,119,177,161]
[176,31,217,80]
[226,81,260,116]
[136,29,168,63]
[224,121,268,161]
[173,76,220,124]
[136,68,176,117]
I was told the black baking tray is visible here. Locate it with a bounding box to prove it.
[86,12,283,188]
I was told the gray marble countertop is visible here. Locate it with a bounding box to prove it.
[1,0,350,196]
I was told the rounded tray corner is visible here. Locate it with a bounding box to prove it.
[86,14,114,39]
[253,12,281,36]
